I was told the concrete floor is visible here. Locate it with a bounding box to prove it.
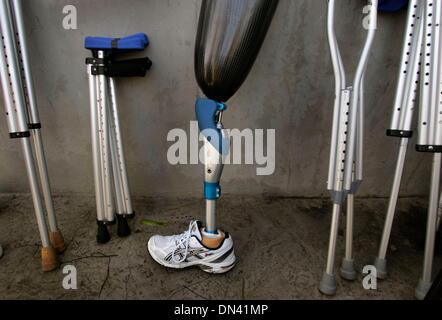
[0,193,440,300]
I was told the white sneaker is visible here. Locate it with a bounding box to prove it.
[147,220,236,274]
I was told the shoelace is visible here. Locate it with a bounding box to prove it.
[171,220,197,263]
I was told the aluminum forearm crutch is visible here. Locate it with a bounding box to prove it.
[85,35,151,243]
[0,0,61,271]
[10,0,66,253]
[320,0,378,296]
[414,0,442,300]
[373,0,424,279]
[88,51,119,243]
[108,78,135,225]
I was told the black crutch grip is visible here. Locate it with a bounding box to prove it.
[107,57,152,77]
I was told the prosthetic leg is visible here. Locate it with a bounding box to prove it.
[85,34,152,243]
[147,0,278,273]
[194,0,278,237]
[196,99,229,246]
[0,0,65,271]
[320,0,378,296]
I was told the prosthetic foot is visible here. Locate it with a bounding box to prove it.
[148,220,235,273]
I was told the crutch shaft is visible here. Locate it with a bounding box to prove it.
[437,192,442,230]
[343,0,378,191]
[0,0,28,131]
[97,69,114,222]
[326,203,341,274]
[421,153,441,283]
[31,131,57,231]
[108,78,133,214]
[326,0,346,192]
[344,194,354,260]
[377,138,408,259]
[10,0,40,124]
[390,0,423,132]
[20,138,50,248]
[109,119,125,215]
[88,65,106,221]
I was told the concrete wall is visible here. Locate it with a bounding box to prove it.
[0,0,431,198]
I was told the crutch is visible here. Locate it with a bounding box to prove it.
[85,34,151,243]
[414,0,442,299]
[320,0,378,296]
[437,192,442,230]
[0,0,62,271]
[374,0,424,279]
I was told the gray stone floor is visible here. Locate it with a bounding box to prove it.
[0,193,440,300]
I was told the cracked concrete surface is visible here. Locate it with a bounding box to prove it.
[0,193,440,300]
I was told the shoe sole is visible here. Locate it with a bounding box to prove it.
[147,237,236,274]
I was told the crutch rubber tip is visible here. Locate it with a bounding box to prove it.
[97,222,111,244]
[117,215,131,238]
[41,247,59,272]
[126,212,136,219]
[373,257,387,279]
[340,258,357,281]
[415,279,432,300]
[319,272,337,296]
[49,230,66,254]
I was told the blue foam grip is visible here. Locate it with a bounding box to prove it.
[195,98,223,153]
[378,0,408,12]
[85,33,149,50]
[204,182,221,200]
